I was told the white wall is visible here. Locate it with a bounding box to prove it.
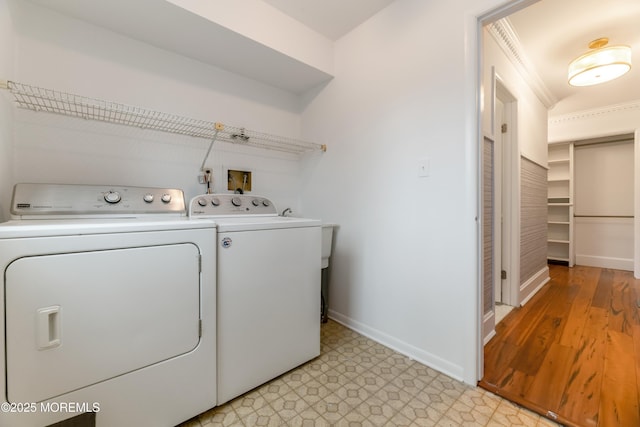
[1,0,523,385]
[575,217,634,270]
[8,0,308,212]
[0,0,14,221]
[574,140,633,217]
[300,0,508,384]
[573,139,634,270]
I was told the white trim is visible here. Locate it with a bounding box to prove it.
[327,311,465,382]
[549,100,640,125]
[475,0,541,386]
[576,255,634,272]
[486,19,557,109]
[636,129,640,279]
[467,9,484,387]
[520,152,549,170]
[484,330,496,346]
[483,311,496,345]
[519,266,549,306]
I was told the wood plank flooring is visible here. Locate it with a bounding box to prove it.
[480,264,640,427]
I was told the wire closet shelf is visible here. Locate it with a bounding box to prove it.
[0,80,326,155]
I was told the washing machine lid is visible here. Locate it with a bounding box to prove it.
[189,193,320,231]
[212,216,321,232]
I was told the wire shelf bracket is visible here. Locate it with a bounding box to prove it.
[0,80,327,156]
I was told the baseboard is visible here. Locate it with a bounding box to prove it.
[576,255,633,271]
[483,311,496,345]
[519,266,550,306]
[327,310,465,383]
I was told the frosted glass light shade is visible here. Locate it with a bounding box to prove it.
[568,45,632,86]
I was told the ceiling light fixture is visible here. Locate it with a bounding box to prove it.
[568,38,632,87]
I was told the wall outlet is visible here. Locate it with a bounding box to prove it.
[199,168,212,184]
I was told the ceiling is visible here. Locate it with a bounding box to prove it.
[261,0,396,41]
[261,0,640,115]
[506,0,640,115]
[27,0,639,110]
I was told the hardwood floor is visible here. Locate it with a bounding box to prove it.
[480,264,640,427]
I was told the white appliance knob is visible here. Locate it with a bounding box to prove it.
[161,194,172,203]
[231,197,242,207]
[252,199,260,207]
[262,200,271,207]
[143,193,154,203]
[104,191,122,204]
[197,198,207,207]
[211,197,220,206]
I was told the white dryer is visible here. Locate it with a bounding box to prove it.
[189,194,321,405]
[0,183,217,427]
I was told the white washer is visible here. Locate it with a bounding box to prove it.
[189,194,321,405]
[0,183,217,427]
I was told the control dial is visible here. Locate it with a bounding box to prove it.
[252,199,260,207]
[197,198,207,207]
[104,190,122,204]
[161,193,172,203]
[211,197,220,206]
[231,197,242,207]
[143,193,154,203]
[262,200,271,207]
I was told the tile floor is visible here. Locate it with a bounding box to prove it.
[179,320,560,426]
[494,304,514,325]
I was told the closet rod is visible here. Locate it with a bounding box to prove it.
[574,215,634,218]
[573,137,634,147]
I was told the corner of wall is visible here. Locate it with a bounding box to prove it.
[0,0,15,222]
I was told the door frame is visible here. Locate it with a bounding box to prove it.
[474,0,537,382]
[495,77,520,307]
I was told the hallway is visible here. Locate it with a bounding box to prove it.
[480,264,640,427]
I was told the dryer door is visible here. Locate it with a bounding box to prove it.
[5,243,201,403]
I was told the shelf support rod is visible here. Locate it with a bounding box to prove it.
[200,122,224,171]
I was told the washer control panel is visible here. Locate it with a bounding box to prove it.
[189,194,277,217]
[11,183,186,218]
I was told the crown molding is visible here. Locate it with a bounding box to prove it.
[487,19,557,109]
[549,100,640,124]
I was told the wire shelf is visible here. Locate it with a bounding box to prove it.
[1,80,326,155]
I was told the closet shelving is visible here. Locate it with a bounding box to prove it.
[547,142,574,266]
[0,80,326,155]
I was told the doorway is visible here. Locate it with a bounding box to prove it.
[481,68,520,343]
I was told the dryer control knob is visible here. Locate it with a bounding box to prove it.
[104,191,122,204]
[197,198,207,207]
[211,197,220,206]
[252,199,260,207]
[161,194,172,203]
[231,197,242,207]
[143,193,154,203]
[262,200,271,207]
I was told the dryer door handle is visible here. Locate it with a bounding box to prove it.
[37,305,61,350]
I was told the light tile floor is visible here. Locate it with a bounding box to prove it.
[494,304,514,325]
[179,320,560,426]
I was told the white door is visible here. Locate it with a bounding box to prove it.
[5,244,201,403]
